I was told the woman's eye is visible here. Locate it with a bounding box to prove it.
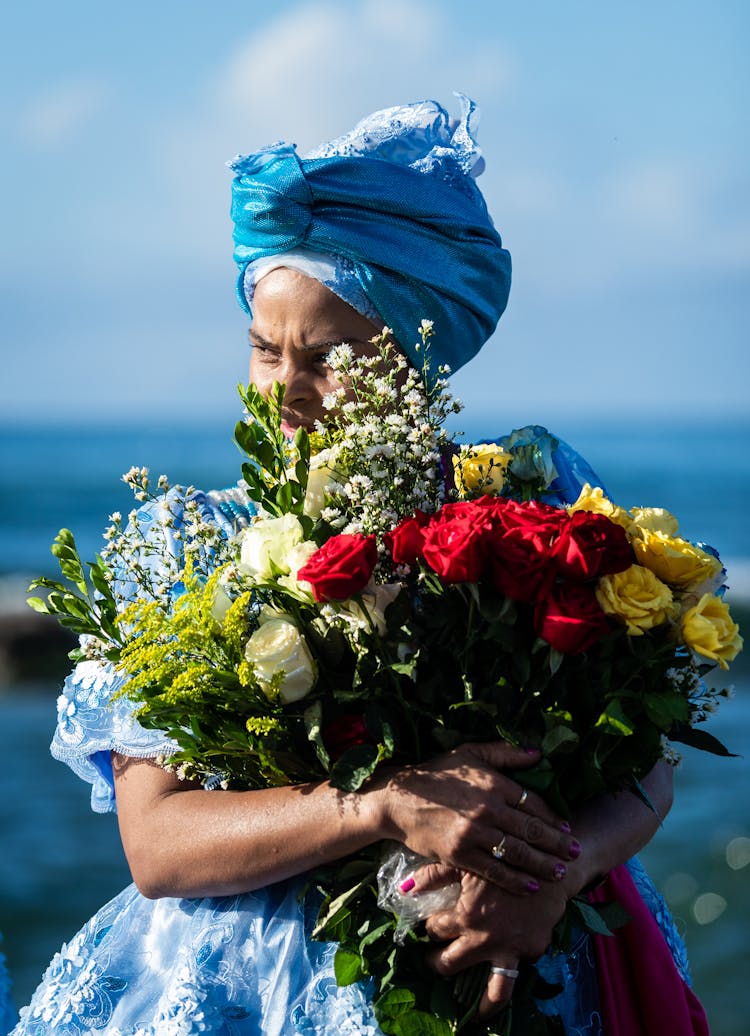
[252,344,279,361]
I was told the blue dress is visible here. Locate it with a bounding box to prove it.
[11,449,691,1036]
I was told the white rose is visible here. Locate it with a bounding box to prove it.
[276,540,318,600]
[210,582,233,624]
[304,450,336,518]
[244,615,316,703]
[238,514,304,581]
[336,582,402,635]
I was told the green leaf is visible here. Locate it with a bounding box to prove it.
[303,701,330,769]
[374,988,417,1022]
[542,725,579,755]
[569,897,621,937]
[329,744,380,792]
[595,699,635,737]
[548,648,565,676]
[51,530,88,594]
[312,877,369,939]
[334,946,366,986]
[669,723,736,757]
[390,1011,454,1036]
[358,920,393,951]
[26,597,51,614]
[644,691,690,728]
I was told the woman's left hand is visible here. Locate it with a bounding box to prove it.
[419,865,569,1020]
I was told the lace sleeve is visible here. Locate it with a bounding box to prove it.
[50,659,178,814]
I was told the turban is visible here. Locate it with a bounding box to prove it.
[229,95,511,375]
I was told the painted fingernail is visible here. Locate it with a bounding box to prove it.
[525,747,539,755]
[569,840,582,859]
[553,863,567,881]
[559,821,572,834]
[399,877,416,894]
[526,879,540,893]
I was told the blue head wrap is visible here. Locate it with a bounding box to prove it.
[229,95,511,374]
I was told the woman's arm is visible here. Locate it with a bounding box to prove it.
[112,741,580,899]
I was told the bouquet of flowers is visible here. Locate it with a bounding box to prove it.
[31,327,742,1035]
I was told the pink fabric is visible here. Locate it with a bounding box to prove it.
[589,864,710,1035]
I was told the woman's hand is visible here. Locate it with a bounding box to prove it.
[421,867,568,1020]
[376,741,580,893]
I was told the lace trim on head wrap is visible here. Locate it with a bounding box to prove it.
[230,93,511,375]
[243,249,381,324]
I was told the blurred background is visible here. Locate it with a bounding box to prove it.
[1,1,748,1032]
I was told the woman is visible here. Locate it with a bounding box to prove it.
[13,97,697,1035]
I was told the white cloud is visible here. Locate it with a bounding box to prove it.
[20,80,108,147]
[211,0,515,152]
[156,0,517,262]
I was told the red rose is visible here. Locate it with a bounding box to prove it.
[298,533,378,602]
[480,500,562,602]
[488,524,557,603]
[421,515,491,583]
[322,713,371,761]
[552,511,633,581]
[534,582,610,653]
[489,497,566,532]
[384,511,430,566]
[433,500,494,524]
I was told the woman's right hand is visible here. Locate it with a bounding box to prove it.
[374,741,581,893]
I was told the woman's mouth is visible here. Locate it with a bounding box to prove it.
[281,418,312,439]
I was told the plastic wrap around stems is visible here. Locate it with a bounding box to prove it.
[377,843,461,944]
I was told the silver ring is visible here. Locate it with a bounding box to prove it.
[515,788,528,809]
[490,835,507,860]
[490,965,519,979]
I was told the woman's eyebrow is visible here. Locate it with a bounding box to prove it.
[249,330,363,352]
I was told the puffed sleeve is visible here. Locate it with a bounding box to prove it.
[49,484,256,813]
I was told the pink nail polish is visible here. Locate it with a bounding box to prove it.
[526,879,540,893]
[560,821,572,834]
[569,840,582,859]
[525,747,539,755]
[553,863,567,881]
[399,877,416,894]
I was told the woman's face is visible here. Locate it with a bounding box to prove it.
[249,268,381,437]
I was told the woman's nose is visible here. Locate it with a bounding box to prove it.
[281,359,316,404]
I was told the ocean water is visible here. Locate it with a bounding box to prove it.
[0,418,748,1031]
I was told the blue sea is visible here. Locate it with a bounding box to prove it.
[0,417,748,1032]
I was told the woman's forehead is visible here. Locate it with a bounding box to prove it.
[252,268,381,344]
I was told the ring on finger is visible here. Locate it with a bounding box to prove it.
[490,835,507,860]
[490,965,519,979]
[515,787,528,809]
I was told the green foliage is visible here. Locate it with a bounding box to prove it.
[235,382,311,523]
[27,530,121,654]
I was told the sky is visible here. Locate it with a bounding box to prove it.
[1,0,748,429]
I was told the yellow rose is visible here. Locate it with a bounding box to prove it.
[453,444,510,498]
[596,565,678,635]
[682,593,743,670]
[628,506,679,538]
[568,483,633,531]
[244,614,316,703]
[631,530,722,590]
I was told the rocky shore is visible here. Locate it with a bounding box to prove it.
[0,575,76,688]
